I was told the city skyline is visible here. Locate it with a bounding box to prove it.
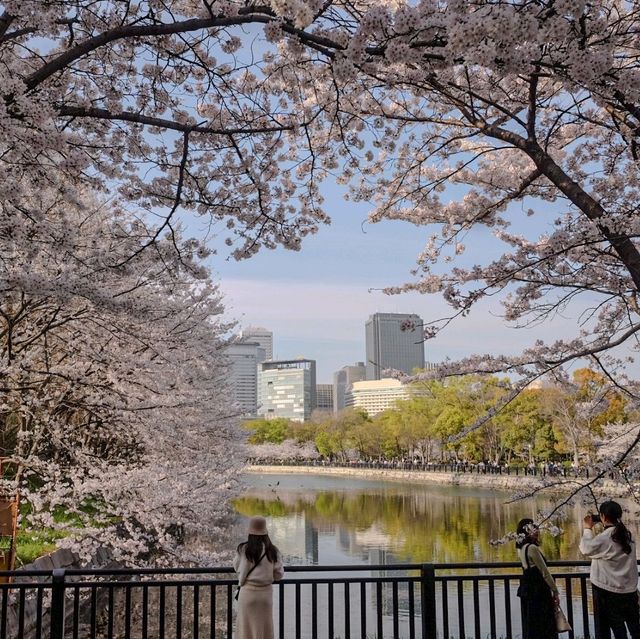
[224,292,581,384]
[207,188,591,384]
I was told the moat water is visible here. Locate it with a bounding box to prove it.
[230,471,634,638]
[234,472,590,565]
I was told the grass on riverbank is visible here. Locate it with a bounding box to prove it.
[12,502,107,566]
[15,528,67,565]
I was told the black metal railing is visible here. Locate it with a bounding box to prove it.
[0,560,626,638]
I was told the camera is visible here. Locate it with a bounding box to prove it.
[590,513,601,524]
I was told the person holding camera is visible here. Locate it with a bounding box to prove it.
[516,518,560,639]
[580,501,640,639]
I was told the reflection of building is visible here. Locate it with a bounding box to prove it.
[266,513,319,564]
[316,384,334,413]
[257,359,317,421]
[336,524,399,563]
[365,313,425,380]
[240,326,273,361]
[345,378,413,416]
[354,525,396,551]
[367,549,417,619]
[226,342,266,417]
[332,362,366,413]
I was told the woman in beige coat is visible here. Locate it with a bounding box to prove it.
[233,516,284,639]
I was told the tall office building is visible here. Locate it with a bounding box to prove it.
[365,313,425,380]
[240,326,273,361]
[316,384,334,413]
[332,362,367,413]
[257,359,317,422]
[226,341,266,417]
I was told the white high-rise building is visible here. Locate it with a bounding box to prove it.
[241,326,273,361]
[365,313,425,380]
[257,359,317,422]
[345,379,414,416]
[226,342,265,417]
[332,362,366,413]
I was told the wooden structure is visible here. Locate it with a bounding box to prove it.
[0,459,18,580]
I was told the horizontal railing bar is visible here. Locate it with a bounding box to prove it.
[0,572,595,589]
[0,560,634,580]
[0,559,602,578]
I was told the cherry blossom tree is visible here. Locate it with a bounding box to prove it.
[5,0,640,506]
[248,439,319,462]
[0,0,336,260]
[5,1,639,376]
[0,181,242,563]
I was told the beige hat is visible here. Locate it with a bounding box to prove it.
[248,515,268,536]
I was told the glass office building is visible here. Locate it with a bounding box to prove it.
[365,313,425,380]
[240,326,273,360]
[315,384,334,413]
[257,359,317,422]
[332,362,366,412]
[226,341,266,417]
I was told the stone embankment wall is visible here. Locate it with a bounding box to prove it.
[248,464,628,496]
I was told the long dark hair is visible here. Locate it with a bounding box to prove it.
[600,501,633,555]
[516,518,539,549]
[237,534,279,563]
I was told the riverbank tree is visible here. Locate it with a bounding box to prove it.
[0,183,242,564]
[246,371,630,467]
[5,1,640,504]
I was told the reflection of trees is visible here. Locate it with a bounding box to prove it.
[233,488,580,564]
[233,496,291,518]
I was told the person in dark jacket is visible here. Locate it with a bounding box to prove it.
[516,518,559,639]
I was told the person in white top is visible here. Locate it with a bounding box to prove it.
[233,515,284,639]
[580,500,640,639]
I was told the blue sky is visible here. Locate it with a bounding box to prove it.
[195,182,585,383]
[171,31,596,383]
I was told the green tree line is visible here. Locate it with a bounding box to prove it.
[245,370,629,466]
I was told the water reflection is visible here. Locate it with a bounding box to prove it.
[232,473,624,638]
[234,473,582,565]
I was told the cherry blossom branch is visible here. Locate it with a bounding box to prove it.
[58,106,294,135]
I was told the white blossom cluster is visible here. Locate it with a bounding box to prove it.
[0,182,243,565]
[248,440,319,461]
[4,0,640,519]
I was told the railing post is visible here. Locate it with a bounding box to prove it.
[420,564,437,639]
[50,568,66,639]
